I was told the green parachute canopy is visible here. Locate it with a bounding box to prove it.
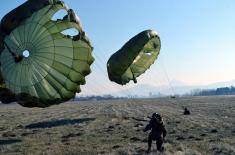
[0,0,94,107]
[107,30,161,85]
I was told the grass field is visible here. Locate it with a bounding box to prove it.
[0,96,235,155]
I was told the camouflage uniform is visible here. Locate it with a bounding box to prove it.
[144,113,167,153]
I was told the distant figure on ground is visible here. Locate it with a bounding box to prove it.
[183,107,191,115]
[143,113,167,154]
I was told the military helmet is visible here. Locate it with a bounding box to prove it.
[152,113,161,119]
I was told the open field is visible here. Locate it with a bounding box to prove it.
[0,96,235,155]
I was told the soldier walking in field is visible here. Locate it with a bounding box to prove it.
[143,113,167,154]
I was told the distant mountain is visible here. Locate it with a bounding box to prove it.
[113,79,235,97]
[203,80,235,89]
[168,79,188,87]
[113,84,191,97]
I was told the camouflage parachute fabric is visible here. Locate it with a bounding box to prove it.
[0,0,94,107]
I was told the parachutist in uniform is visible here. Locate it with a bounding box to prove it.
[143,113,166,153]
[184,107,190,115]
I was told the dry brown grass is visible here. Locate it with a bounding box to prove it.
[0,96,235,155]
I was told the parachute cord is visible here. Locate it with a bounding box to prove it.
[4,41,16,57]
[94,46,135,97]
[159,55,176,97]
[4,41,23,63]
[78,52,114,96]
[97,44,136,98]
[130,67,137,83]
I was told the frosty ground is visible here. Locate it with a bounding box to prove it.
[0,96,235,155]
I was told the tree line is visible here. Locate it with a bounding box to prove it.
[191,86,235,96]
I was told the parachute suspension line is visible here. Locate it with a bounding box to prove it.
[106,30,161,99]
[78,74,102,96]
[93,54,113,91]
[3,41,23,63]
[124,66,138,99]
[93,54,108,74]
[149,66,162,97]
[130,67,137,83]
[73,46,109,97]
[79,77,100,95]
[152,66,162,87]
[83,52,114,96]
[96,57,131,97]
[159,55,176,96]
[92,46,109,74]
[81,60,107,96]
[4,41,15,56]
[95,46,134,98]
[94,45,109,61]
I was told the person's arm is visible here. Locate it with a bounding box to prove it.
[143,120,153,132]
[162,124,167,138]
[143,124,151,132]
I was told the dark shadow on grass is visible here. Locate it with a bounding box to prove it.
[0,139,21,145]
[25,118,95,129]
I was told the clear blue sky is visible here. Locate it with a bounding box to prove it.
[1,1,235,95]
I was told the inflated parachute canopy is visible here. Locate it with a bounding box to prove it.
[0,0,94,107]
[107,30,161,85]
